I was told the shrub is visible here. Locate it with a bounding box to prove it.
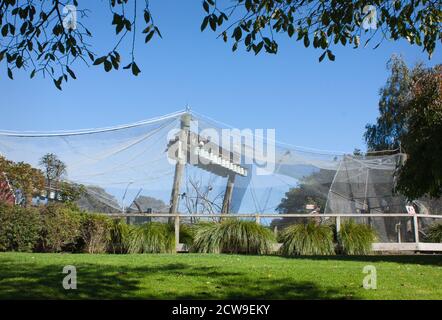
[0,203,42,252]
[426,222,442,243]
[339,220,377,255]
[127,222,175,254]
[38,204,81,253]
[279,222,335,256]
[108,218,132,254]
[192,219,275,255]
[77,213,112,254]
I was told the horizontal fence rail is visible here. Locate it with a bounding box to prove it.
[101,213,442,253]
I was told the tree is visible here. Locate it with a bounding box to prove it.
[396,65,442,199]
[0,1,439,89]
[39,153,66,199]
[364,55,425,151]
[0,155,45,206]
[364,56,442,200]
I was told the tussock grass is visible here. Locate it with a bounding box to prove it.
[192,219,275,255]
[427,222,442,243]
[339,220,376,255]
[279,222,335,256]
[127,222,175,254]
[108,219,131,254]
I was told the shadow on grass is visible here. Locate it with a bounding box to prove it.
[0,258,358,300]
[280,255,442,266]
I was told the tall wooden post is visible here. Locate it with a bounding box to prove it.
[221,174,236,214]
[169,114,191,222]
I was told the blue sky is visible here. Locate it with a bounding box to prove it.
[1,1,440,153]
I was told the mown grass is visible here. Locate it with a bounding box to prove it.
[0,253,441,300]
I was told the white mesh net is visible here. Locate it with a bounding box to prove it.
[0,110,434,241]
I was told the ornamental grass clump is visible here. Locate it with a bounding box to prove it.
[108,218,132,254]
[339,220,376,255]
[127,222,175,254]
[279,222,335,256]
[192,219,275,255]
[426,222,442,243]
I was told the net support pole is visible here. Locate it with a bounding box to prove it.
[221,174,236,214]
[413,214,420,245]
[169,114,191,223]
[336,216,341,234]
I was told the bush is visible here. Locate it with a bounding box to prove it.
[108,218,132,254]
[127,222,175,254]
[0,203,42,252]
[77,213,112,254]
[38,204,81,253]
[426,222,442,243]
[279,222,335,256]
[339,220,376,255]
[192,219,275,255]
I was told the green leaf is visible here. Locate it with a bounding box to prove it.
[145,30,155,43]
[209,15,216,31]
[66,66,76,79]
[144,10,151,23]
[303,34,310,47]
[131,62,141,76]
[53,78,62,90]
[233,27,242,41]
[288,24,295,37]
[93,56,107,65]
[1,24,8,37]
[319,51,327,62]
[154,27,162,39]
[201,16,209,32]
[203,1,210,13]
[7,68,13,80]
[104,60,112,72]
[15,55,23,68]
[327,50,335,61]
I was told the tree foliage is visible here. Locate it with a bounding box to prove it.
[0,0,440,88]
[0,155,45,206]
[364,55,426,151]
[396,65,442,198]
[364,56,442,199]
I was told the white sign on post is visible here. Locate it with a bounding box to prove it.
[406,205,416,215]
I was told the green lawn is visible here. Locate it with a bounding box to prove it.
[0,253,441,300]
